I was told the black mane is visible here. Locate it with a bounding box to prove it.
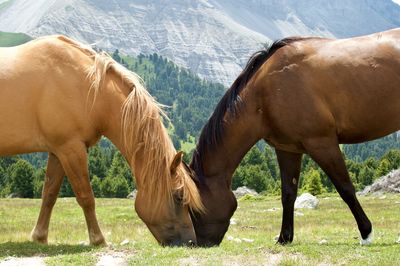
[190,37,305,182]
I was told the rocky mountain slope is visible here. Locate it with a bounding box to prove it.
[1,0,400,85]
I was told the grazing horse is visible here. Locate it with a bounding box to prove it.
[0,35,203,246]
[190,28,400,246]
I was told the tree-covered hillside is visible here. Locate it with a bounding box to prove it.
[343,133,400,162]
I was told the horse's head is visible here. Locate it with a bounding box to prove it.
[190,173,237,247]
[134,152,201,246]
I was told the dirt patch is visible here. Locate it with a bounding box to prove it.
[95,251,132,266]
[178,257,202,266]
[0,257,45,266]
[178,252,305,266]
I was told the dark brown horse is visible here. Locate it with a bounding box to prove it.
[190,28,400,246]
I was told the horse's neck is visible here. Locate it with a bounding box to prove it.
[101,95,171,186]
[203,113,262,179]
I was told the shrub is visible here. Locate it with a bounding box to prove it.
[9,159,34,198]
[101,175,130,198]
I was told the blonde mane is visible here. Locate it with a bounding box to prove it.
[57,36,204,213]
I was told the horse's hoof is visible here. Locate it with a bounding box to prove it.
[360,230,373,246]
[276,235,292,245]
[90,238,107,247]
[31,231,48,244]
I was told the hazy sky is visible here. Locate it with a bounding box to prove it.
[393,0,400,5]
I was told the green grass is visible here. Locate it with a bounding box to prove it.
[0,195,399,265]
[0,31,32,47]
[180,135,196,153]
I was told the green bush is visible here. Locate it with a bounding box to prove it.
[101,175,129,198]
[9,159,34,198]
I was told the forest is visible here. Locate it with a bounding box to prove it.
[0,47,399,198]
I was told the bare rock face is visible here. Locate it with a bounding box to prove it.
[294,193,319,209]
[233,186,258,198]
[1,0,400,86]
[361,169,400,195]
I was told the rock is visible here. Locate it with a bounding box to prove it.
[294,193,319,209]
[233,186,258,199]
[127,190,137,199]
[120,239,130,246]
[294,211,304,216]
[226,235,247,243]
[360,169,400,195]
[319,239,328,244]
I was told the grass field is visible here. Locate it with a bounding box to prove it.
[0,194,399,265]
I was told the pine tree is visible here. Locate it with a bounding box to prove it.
[302,168,325,195]
[88,145,107,179]
[374,158,391,180]
[107,152,134,190]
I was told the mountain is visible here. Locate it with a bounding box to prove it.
[1,0,400,85]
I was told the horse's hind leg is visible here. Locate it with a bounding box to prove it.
[304,136,372,244]
[275,149,303,245]
[31,153,65,244]
[56,141,105,246]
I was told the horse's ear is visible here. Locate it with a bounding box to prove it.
[170,151,184,175]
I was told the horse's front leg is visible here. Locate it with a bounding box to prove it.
[31,153,65,244]
[304,136,372,245]
[275,149,303,245]
[56,141,106,246]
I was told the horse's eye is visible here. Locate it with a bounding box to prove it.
[174,192,183,204]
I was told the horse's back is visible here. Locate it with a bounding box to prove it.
[0,36,95,155]
[257,28,400,146]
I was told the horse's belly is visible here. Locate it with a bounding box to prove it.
[0,110,47,156]
[336,108,400,144]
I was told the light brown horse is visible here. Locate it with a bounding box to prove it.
[0,35,203,246]
[190,28,400,246]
